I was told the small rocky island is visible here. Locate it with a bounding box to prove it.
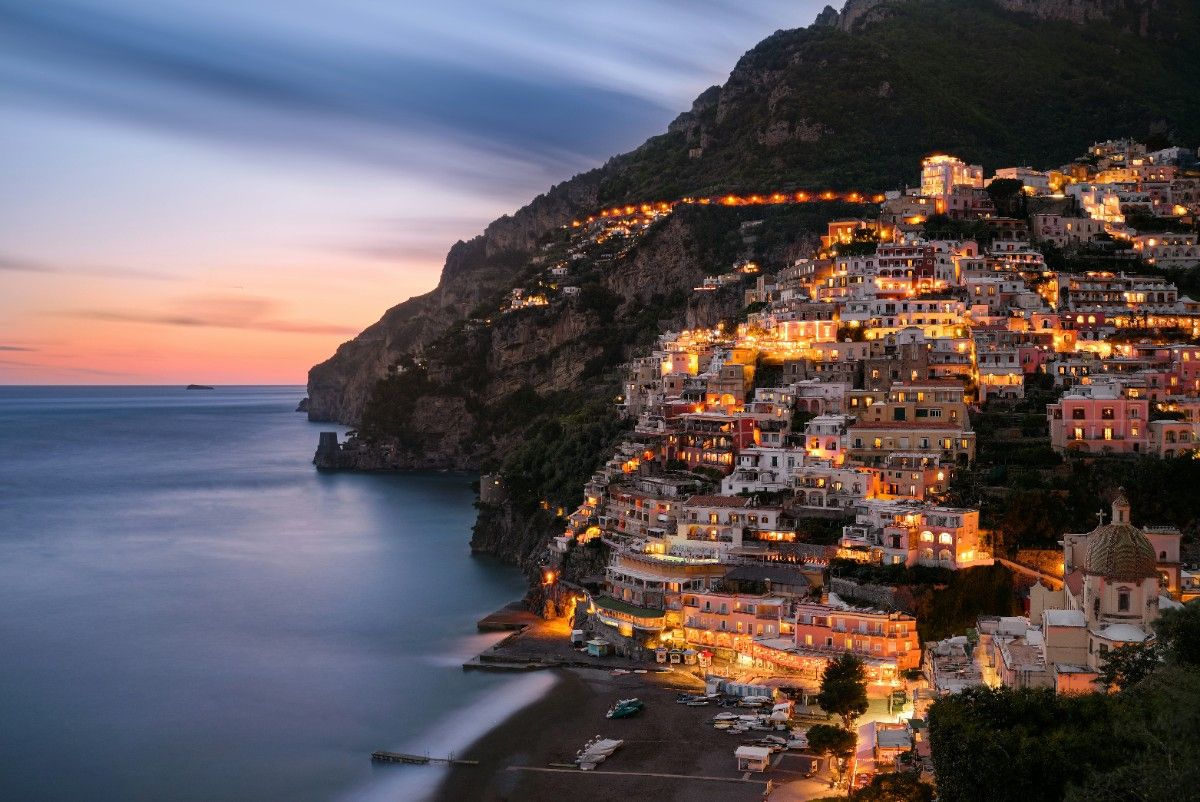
[185,384,214,390]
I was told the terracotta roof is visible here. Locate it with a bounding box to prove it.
[1086,523,1157,580]
[684,495,752,508]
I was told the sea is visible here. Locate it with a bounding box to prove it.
[0,385,553,801]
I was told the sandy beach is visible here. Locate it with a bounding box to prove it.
[434,665,817,802]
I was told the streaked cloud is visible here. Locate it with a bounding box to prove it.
[0,345,38,351]
[0,252,177,281]
[0,1,676,190]
[67,293,360,336]
[0,357,142,378]
[0,255,55,273]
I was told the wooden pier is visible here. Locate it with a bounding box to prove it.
[371,750,479,767]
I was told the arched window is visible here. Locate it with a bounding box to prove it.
[1093,598,1100,618]
[1118,589,1130,612]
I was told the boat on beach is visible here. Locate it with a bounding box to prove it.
[575,737,624,770]
[605,698,644,719]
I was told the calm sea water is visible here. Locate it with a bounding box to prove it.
[0,386,544,801]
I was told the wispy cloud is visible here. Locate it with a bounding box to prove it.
[0,252,177,281]
[0,255,55,273]
[0,2,673,190]
[0,345,38,351]
[0,357,142,378]
[0,1,811,191]
[67,293,359,336]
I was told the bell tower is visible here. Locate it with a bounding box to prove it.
[1112,488,1131,525]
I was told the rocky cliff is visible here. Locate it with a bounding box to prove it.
[306,170,603,424]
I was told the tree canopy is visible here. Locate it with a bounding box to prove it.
[930,650,1200,802]
[1096,642,1161,692]
[817,652,870,729]
[853,772,935,802]
[807,723,857,759]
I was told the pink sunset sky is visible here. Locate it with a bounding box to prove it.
[0,0,820,384]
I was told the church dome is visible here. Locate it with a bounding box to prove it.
[1085,489,1158,580]
[1085,526,1157,580]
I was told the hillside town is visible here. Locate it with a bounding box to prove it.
[512,138,1200,794]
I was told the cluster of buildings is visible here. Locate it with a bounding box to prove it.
[925,492,1190,696]
[538,140,1198,697]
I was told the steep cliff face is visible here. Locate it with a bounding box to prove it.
[307,171,603,424]
[341,202,795,463]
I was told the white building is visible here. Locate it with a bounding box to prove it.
[922,155,984,198]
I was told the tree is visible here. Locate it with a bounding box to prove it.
[807,723,857,759]
[1153,600,1200,667]
[986,177,1026,217]
[817,652,870,729]
[852,772,935,802]
[1096,642,1161,692]
[1066,667,1200,802]
[928,686,1115,802]
[807,723,857,787]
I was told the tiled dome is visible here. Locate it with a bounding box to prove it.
[1085,523,1157,580]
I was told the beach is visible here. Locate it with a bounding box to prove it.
[434,665,818,802]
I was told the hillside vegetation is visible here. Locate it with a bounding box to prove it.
[599,0,1200,202]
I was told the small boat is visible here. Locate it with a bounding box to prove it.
[633,669,647,674]
[606,698,644,719]
[685,699,710,707]
[713,712,739,721]
[576,736,624,769]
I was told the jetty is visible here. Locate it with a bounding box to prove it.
[371,750,479,767]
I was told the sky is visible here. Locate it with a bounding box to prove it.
[0,0,826,384]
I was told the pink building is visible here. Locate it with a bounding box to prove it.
[1018,344,1052,376]
[746,596,920,691]
[1046,379,1149,454]
[682,590,789,659]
